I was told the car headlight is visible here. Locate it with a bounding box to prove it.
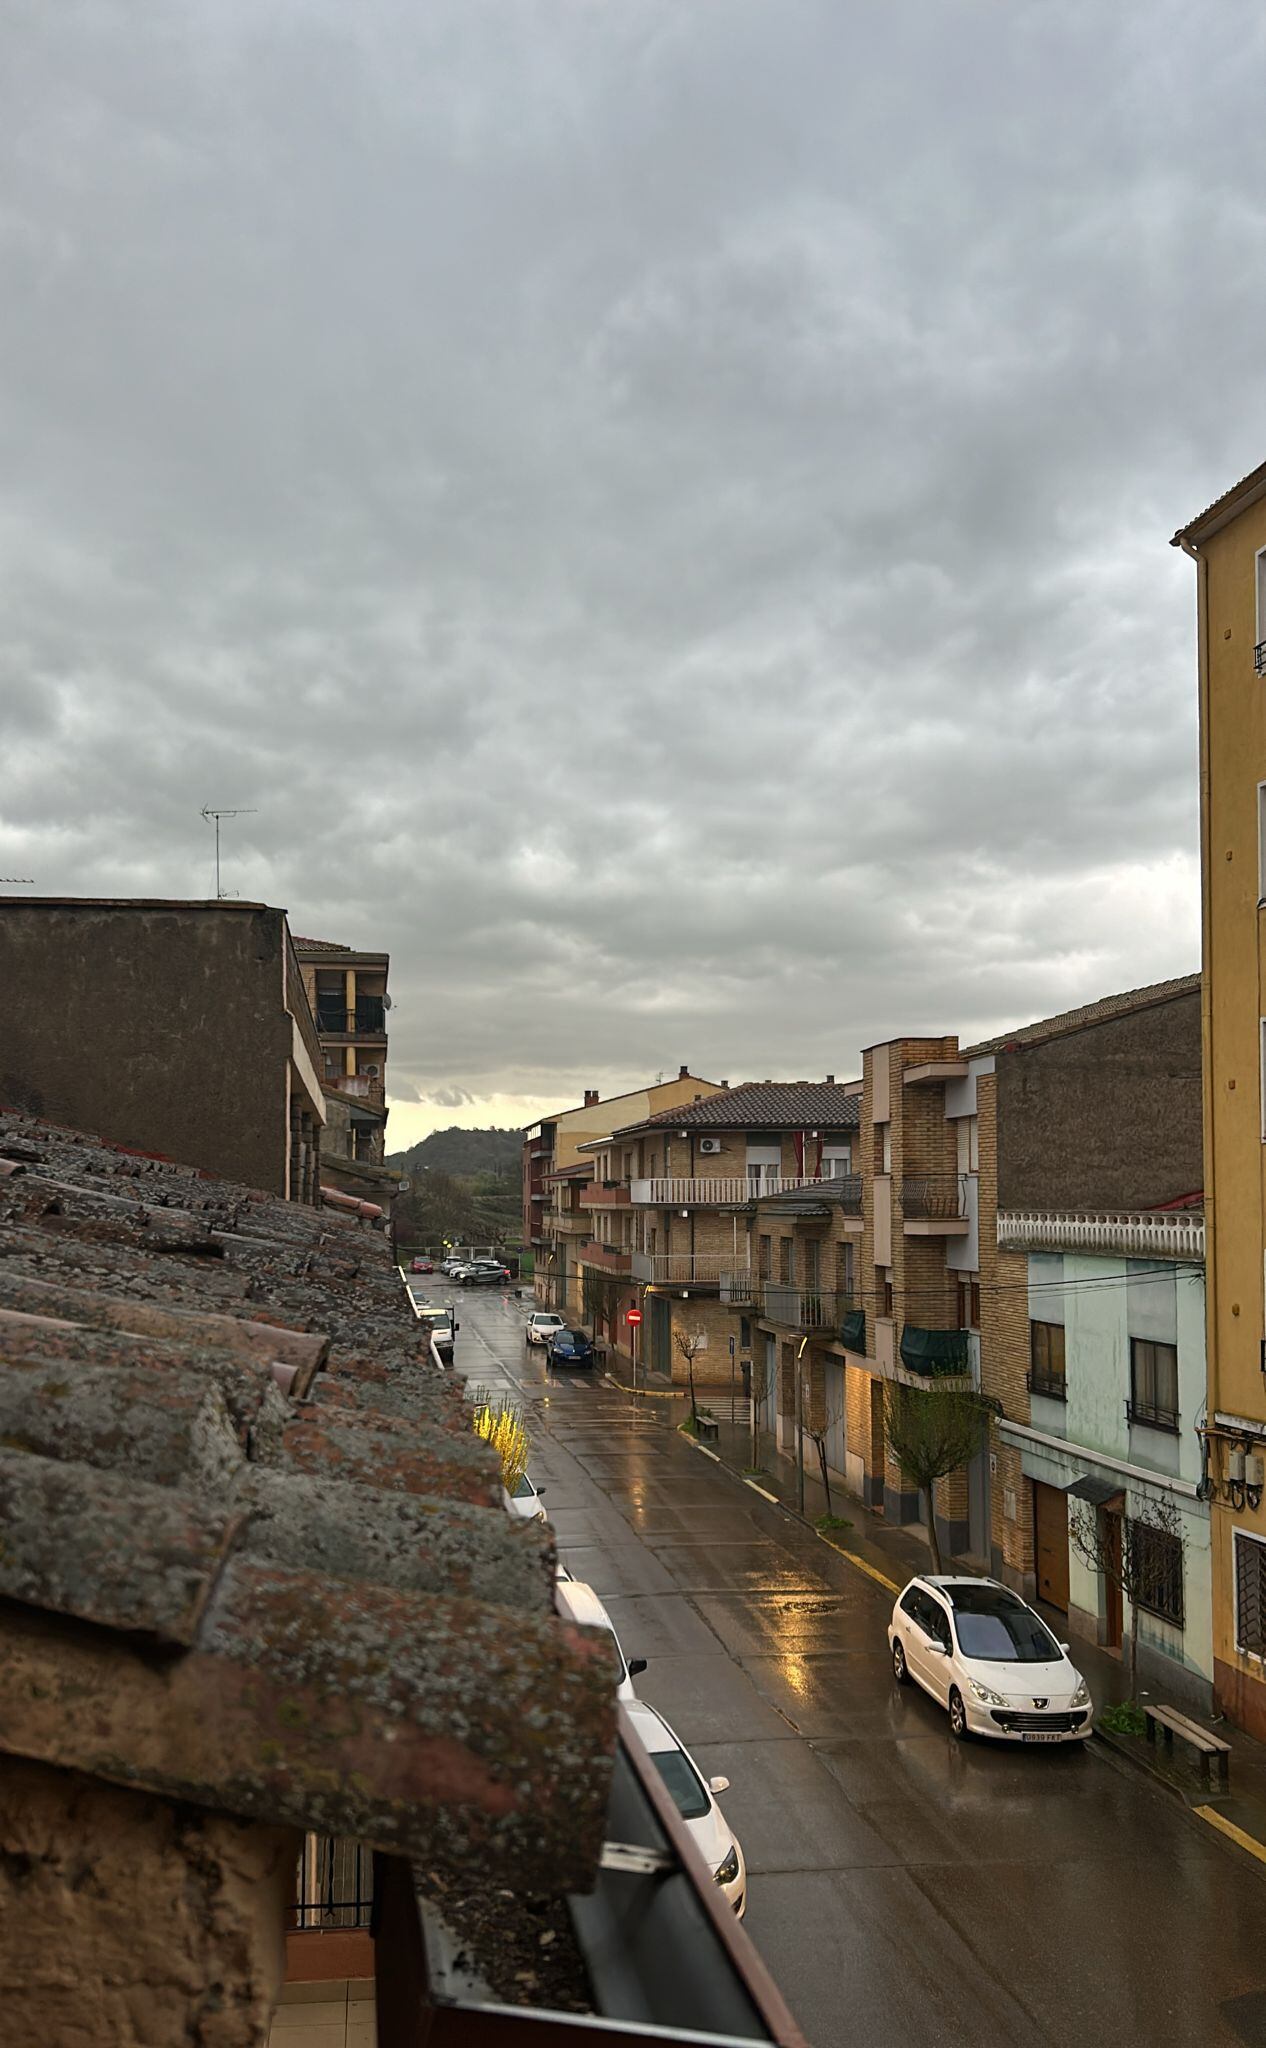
[713,1843,740,1888]
[1070,1675,1090,1708]
[967,1678,1008,1707]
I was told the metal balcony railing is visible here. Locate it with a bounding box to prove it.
[1256,640,1266,677]
[760,1283,834,1330]
[316,1001,387,1036]
[836,1173,863,1214]
[720,1269,756,1305]
[288,1835,373,1932]
[899,1174,968,1220]
[631,1251,730,1286]
[630,1175,827,1207]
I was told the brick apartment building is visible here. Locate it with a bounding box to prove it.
[579,1082,862,1384]
[293,935,401,1213]
[739,979,1201,1619]
[0,898,326,1201]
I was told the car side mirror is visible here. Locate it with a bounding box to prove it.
[536,1487,547,1497]
[708,1775,730,1795]
[1059,1642,1070,1654]
[627,1657,648,1677]
[926,1642,946,1656]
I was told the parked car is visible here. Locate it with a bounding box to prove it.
[415,1306,457,1364]
[624,1700,747,1917]
[548,1327,595,1368]
[410,1256,435,1273]
[462,1261,511,1286]
[525,1311,566,1347]
[504,1471,548,1522]
[440,1257,466,1275]
[888,1575,1092,1743]
[554,1577,646,1702]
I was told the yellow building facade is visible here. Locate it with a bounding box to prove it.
[1176,464,1266,1736]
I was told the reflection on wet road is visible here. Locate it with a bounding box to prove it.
[451,1288,1266,2048]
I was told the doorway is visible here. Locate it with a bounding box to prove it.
[1033,1482,1070,1611]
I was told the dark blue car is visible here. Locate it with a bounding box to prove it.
[548,1327,595,1368]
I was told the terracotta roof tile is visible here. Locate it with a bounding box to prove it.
[611,1081,862,1136]
[961,971,1200,1056]
[0,1108,615,1888]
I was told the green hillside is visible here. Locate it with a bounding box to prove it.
[387,1126,522,1252]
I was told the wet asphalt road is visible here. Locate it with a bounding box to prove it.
[446,1287,1266,2048]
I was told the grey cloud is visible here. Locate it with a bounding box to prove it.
[0,0,1250,1124]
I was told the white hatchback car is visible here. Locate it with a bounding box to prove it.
[888,1575,1092,1743]
[625,1700,747,1917]
[554,1577,646,1702]
[503,1472,548,1522]
[525,1311,566,1347]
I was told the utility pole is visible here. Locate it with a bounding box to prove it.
[200,806,257,899]
[795,1336,808,1514]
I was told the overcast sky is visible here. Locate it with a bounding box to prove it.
[2,2,1259,1147]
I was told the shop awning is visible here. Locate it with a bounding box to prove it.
[1065,1474,1123,1507]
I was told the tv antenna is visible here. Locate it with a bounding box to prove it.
[0,877,34,885]
[200,807,257,899]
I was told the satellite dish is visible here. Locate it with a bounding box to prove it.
[383,993,393,1010]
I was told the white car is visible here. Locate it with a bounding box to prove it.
[554,1577,646,1703]
[504,1472,548,1522]
[888,1575,1092,1743]
[525,1311,565,1347]
[625,1700,747,1917]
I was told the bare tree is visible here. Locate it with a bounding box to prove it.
[1068,1492,1185,1701]
[883,1381,989,1573]
[802,1367,845,1517]
[673,1328,707,1427]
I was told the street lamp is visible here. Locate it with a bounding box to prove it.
[795,1336,809,1515]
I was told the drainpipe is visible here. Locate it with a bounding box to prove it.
[1178,534,1218,1434]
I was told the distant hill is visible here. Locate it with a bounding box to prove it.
[386,1125,520,1180]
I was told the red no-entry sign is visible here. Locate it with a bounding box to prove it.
[626,1308,643,1326]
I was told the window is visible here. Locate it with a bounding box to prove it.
[740,1316,752,1348]
[1129,1337,1179,1432]
[955,1116,979,1174]
[1028,1321,1066,1400]
[958,1277,981,1330]
[879,1268,894,1318]
[803,1238,820,1289]
[875,1123,892,1174]
[1235,1531,1266,1656]
[1131,1521,1185,1628]
[835,1240,855,1306]
[920,1594,952,1650]
[778,1236,793,1284]
[758,1234,772,1279]
[1259,783,1266,903]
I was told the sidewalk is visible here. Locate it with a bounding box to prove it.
[601,1352,1266,1867]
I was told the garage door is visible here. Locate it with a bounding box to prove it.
[1033,1482,1070,1611]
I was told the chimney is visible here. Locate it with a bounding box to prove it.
[720,1080,729,1089]
[826,1073,835,1085]
[679,1065,689,1079]
[584,1089,599,1107]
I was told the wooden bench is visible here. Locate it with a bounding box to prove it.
[695,1415,720,1443]
[1143,1703,1230,1789]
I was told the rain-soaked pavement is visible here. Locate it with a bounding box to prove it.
[449,1288,1266,2048]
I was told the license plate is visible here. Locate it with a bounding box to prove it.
[1021,1731,1066,1742]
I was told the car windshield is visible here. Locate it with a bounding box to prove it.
[950,1589,1060,1663]
[566,1330,588,1344]
[509,1474,536,1500]
[650,1749,710,1821]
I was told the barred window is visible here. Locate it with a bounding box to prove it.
[1028,1321,1066,1400]
[1236,1531,1266,1657]
[1130,1338,1179,1432]
[1131,1521,1184,1628]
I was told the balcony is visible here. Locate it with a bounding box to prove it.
[899,1326,972,1378]
[900,1174,969,1235]
[328,1073,385,1107]
[631,1175,826,1207]
[720,1269,756,1305]
[1257,640,1266,677]
[547,1210,591,1236]
[315,999,388,1038]
[580,1239,632,1275]
[585,1181,632,1208]
[997,1208,1204,1260]
[631,1251,730,1288]
[760,1283,834,1331]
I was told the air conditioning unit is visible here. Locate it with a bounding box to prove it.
[364,1064,380,1078]
[698,1137,723,1155]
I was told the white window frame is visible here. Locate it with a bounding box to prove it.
[956,1115,979,1174]
[1234,1526,1266,1661]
